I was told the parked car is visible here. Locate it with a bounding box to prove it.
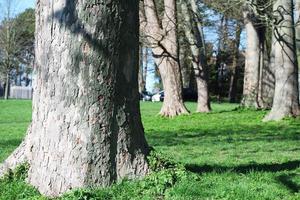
[152,91,164,102]
[140,91,152,101]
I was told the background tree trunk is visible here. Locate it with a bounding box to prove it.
[179,43,192,89]
[242,4,260,108]
[228,22,242,103]
[143,48,149,90]
[1,0,149,196]
[139,45,146,93]
[141,0,189,117]
[264,0,300,121]
[181,0,211,112]
[4,72,9,100]
[242,2,274,109]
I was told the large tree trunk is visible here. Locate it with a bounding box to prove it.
[141,0,189,117]
[1,0,149,197]
[264,0,300,121]
[181,0,211,112]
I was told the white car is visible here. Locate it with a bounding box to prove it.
[152,91,164,102]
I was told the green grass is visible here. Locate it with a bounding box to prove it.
[1,100,300,199]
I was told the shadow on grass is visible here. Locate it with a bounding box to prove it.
[277,174,300,193]
[185,160,300,174]
[0,139,22,147]
[147,122,300,147]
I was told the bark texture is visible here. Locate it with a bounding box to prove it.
[2,0,149,197]
[181,0,211,112]
[141,0,189,117]
[242,2,274,109]
[264,0,300,121]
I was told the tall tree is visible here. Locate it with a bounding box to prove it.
[141,0,189,117]
[0,0,149,196]
[264,0,300,121]
[181,0,211,112]
[228,21,242,103]
[241,0,275,109]
[0,0,18,99]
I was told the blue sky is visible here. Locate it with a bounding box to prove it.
[17,0,35,13]
[0,0,35,18]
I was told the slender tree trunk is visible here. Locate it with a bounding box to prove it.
[181,0,211,112]
[139,45,145,93]
[264,0,300,121]
[141,0,189,117]
[4,72,9,100]
[1,0,149,197]
[143,48,149,90]
[229,22,242,103]
[216,16,228,103]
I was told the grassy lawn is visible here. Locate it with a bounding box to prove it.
[0,100,300,199]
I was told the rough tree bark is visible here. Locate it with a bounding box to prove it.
[264,0,300,121]
[242,3,261,108]
[242,1,274,109]
[1,0,149,197]
[181,0,211,112]
[141,0,189,117]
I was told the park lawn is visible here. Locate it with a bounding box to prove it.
[0,100,300,199]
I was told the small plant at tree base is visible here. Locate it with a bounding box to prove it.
[140,150,197,197]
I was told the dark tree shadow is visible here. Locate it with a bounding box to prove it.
[185,160,300,175]
[277,174,300,193]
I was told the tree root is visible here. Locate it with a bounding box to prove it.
[196,105,211,113]
[159,104,189,118]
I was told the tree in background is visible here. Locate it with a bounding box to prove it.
[241,0,275,109]
[228,21,243,103]
[180,0,211,112]
[203,0,245,103]
[14,8,35,86]
[0,0,149,196]
[141,0,189,117]
[0,0,18,99]
[0,5,35,98]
